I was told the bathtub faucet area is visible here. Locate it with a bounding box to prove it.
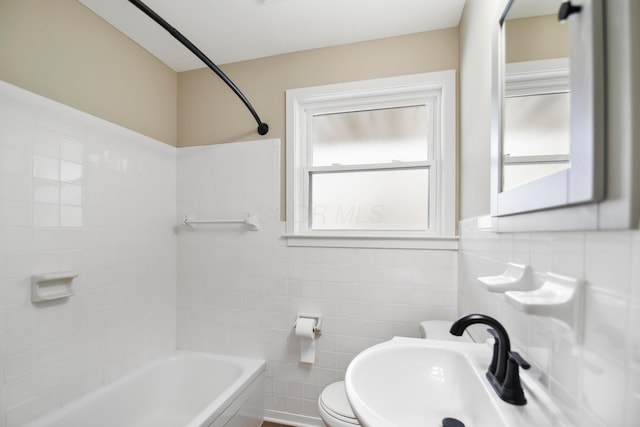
[450,314,530,405]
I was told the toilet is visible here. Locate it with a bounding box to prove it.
[318,381,359,426]
[417,319,473,341]
[317,320,473,427]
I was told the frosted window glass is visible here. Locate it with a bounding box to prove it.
[312,105,430,166]
[503,92,570,157]
[310,168,429,230]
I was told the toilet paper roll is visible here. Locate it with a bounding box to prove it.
[295,318,316,338]
[296,318,316,364]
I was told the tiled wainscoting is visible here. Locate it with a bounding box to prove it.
[176,141,459,426]
[458,218,640,427]
[8,79,636,427]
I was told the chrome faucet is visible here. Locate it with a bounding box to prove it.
[449,313,530,405]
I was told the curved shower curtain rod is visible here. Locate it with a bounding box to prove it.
[128,0,269,136]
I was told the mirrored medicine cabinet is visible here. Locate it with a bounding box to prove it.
[490,0,605,221]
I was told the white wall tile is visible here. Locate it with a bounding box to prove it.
[59,162,82,184]
[1,149,31,177]
[549,334,581,399]
[631,301,640,366]
[630,234,640,301]
[581,351,626,426]
[0,81,177,425]
[32,156,58,181]
[527,318,551,372]
[583,288,628,362]
[458,220,640,427]
[2,352,34,383]
[32,181,59,205]
[627,368,640,426]
[60,206,82,227]
[0,329,31,358]
[59,137,83,163]
[585,232,632,296]
[176,141,458,423]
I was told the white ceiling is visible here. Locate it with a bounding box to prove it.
[79,0,466,72]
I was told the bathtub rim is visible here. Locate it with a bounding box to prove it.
[24,350,266,427]
[181,351,266,427]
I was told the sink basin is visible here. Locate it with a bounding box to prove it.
[345,337,570,427]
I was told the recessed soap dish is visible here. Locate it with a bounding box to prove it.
[31,271,78,303]
[477,263,533,293]
[505,272,583,342]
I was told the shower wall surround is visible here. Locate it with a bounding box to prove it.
[0,82,177,427]
[176,141,458,425]
[458,218,640,427]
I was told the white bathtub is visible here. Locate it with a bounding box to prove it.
[25,351,266,427]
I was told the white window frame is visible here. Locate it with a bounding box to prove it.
[285,71,457,249]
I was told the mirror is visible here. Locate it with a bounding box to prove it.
[503,0,570,191]
[491,0,605,217]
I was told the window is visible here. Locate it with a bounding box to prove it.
[502,59,571,191]
[285,71,456,249]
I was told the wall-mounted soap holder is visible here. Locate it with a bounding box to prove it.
[505,272,583,342]
[31,271,78,303]
[477,263,533,292]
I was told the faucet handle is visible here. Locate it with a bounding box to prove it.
[500,351,530,405]
[508,351,531,369]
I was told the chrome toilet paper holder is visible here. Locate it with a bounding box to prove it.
[294,313,322,334]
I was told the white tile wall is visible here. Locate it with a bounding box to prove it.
[176,141,458,425]
[11,80,630,427]
[458,218,640,427]
[0,81,177,427]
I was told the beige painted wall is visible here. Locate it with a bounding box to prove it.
[458,0,496,219]
[505,14,569,63]
[178,29,459,147]
[179,29,459,220]
[0,0,177,146]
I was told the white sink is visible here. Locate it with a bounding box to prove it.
[345,337,571,427]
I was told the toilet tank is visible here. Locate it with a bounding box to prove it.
[419,320,473,342]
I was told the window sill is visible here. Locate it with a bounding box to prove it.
[283,234,459,250]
